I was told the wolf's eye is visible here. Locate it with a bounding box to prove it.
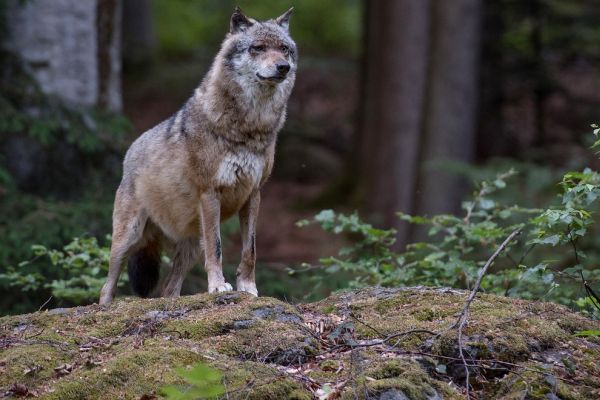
[250,45,266,52]
[280,45,290,54]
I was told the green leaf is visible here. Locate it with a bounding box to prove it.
[535,235,561,246]
[161,363,224,399]
[176,364,222,387]
[315,209,335,223]
[574,330,600,337]
[479,198,495,210]
[160,385,188,400]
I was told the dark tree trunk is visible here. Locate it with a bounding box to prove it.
[121,0,157,68]
[359,0,482,247]
[477,0,509,160]
[359,0,431,246]
[531,0,547,148]
[97,0,122,111]
[413,0,482,221]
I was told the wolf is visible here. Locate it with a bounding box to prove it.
[99,7,297,305]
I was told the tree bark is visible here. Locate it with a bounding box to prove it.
[477,0,509,160]
[359,0,431,246]
[6,0,122,111]
[121,0,157,68]
[359,0,482,247]
[6,0,100,107]
[413,0,482,220]
[97,0,122,111]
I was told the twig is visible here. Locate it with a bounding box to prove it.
[463,187,487,224]
[38,296,53,312]
[313,329,437,357]
[349,312,384,337]
[517,243,536,266]
[355,329,437,349]
[454,228,522,399]
[568,229,600,313]
[24,328,45,340]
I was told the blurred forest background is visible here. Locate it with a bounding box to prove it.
[1,0,600,316]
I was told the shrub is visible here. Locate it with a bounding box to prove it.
[298,127,600,317]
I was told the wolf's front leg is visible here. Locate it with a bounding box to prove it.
[200,190,233,293]
[237,190,260,296]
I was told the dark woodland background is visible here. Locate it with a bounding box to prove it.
[1,0,600,315]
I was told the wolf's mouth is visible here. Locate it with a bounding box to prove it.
[256,73,286,83]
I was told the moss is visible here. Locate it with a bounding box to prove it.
[217,361,311,400]
[339,352,460,400]
[0,344,72,389]
[370,359,409,379]
[213,319,317,364]
[45,347,203,400]
[319,359,339,371]
[161,314,230,340]
[321,304,337,314]
[1,288,599,399]
[413,307,446,322]
[492,367,595,400]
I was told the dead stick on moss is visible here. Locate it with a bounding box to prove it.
[313,329,437,358]
[38,296,53,312]
[454,228,521,399]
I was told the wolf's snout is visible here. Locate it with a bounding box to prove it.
[276,61,290,75]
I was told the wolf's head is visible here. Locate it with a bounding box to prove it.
[221,7,297,89]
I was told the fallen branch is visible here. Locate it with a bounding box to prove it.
[312,328,437,358]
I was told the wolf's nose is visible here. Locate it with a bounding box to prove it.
[276,61,290,74]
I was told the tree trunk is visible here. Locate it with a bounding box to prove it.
[477,0,510,160]
[5,0,122,111]
[359,0,482,247]
[413,0,482,221]
[359,0,431,246]
[97,0,122,111]
[121,0,157,68]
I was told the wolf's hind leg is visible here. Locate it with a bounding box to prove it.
[99,190,147,305]
[236,191,260,296]
[200,191,232,293]
[161,238,201,297]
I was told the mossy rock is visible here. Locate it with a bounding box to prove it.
[1,287,599,399]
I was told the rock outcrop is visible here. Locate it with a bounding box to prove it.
[1,287,599,399]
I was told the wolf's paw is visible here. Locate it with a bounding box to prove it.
[209,282,233,293]
[99,286,114,305]
[237,280,258,296]
[98,295,113,306]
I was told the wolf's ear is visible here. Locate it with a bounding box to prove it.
[275,7,293,31]
[230,6,254,34]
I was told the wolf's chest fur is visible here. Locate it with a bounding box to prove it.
[215,150,264,188]
[214,149,265,219]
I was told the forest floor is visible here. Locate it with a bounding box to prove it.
[1,287,599,399]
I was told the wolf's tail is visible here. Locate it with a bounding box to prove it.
[127,243,160,298]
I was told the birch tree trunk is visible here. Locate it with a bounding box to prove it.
[6,0,122,111]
